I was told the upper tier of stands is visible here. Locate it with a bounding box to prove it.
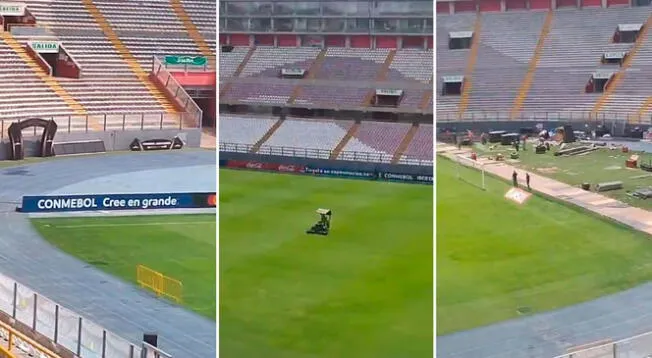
[437,7,652,120]
[220,46,433,110]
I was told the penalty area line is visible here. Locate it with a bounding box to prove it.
[50,221,216,229]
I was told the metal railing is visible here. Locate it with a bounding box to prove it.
[0,112,193,141]
[220,98,433,114]
[552,330,652,358]
[0,271,142,358]
[436,109,652,124]
[219,142,433,166]
[152,56,203,128]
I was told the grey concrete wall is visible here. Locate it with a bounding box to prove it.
[0,129,202,160]
[220,151,433,176]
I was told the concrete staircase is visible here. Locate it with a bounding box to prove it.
[221,47,255,98]
[392,123,419,164]
[170,0,215,68]
[362,50,397,107]
[81,0,177,114]
[637,96,652,120]
[330,122,360,160]
[511,10,554,119]
[250,117,285,153]
[592,14,652,116]
[0,32,86,116]
[458,14,482,119]
[288,48,328,104]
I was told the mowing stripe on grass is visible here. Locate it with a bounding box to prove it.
[53,221,215,229]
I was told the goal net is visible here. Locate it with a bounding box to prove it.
[453,154,486,190]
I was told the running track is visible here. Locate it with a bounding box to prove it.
[0,150,216,358]
[438,144,652,358]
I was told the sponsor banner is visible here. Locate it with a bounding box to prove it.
[0,2,26,16]
[223,161,430,185]
[21,192,216,213]
[379,172,433,184]
[29,41,60,54]
[277,164,304,173]
[225,160,305,173]
[304,166,375,179]
[226,160,272,170]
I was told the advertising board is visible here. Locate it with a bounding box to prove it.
[20,192,216,213]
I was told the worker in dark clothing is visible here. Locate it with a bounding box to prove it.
[526,172,531,191]
[512,170,518,187]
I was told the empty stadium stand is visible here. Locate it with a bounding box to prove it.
[400,124,433,163]
[220,115,432,165]
[0,33,76,120]
[219,0,432,168]
[437,6,652,121]
[220,46,432,112]
[387,49,434,83]
[0,0,214,133]
[240,47,320,78]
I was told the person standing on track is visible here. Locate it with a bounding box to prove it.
[512,170,518,187]
[526,172,531,191]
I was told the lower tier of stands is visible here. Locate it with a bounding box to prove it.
[219,114,433,165]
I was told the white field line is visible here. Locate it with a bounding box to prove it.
[51,221,216,229]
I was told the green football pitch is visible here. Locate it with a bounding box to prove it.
[219,169,433,358]
[30,214,216,318]
[437,157,652,335]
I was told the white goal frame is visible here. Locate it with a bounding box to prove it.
[453,154,486,190]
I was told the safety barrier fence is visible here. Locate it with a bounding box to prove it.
[152,56,203,129]
[0,112,195,141]
[136,265,183,304]
[437,110,652,123]
[552,330,652,358]
[220,142,433,167]
[0,272,142,358]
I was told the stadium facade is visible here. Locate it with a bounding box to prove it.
[219,0,433,49]
[436,0,648,13]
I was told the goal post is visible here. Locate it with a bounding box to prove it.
[453,154,486,190]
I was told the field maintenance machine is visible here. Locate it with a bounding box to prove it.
[306,208,331,236]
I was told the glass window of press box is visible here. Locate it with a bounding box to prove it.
[220,0,433,34]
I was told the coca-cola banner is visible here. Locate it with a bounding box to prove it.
[225,160,305,173]
[276,164,305,173]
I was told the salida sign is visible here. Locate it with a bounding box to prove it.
[0,2,26,16]
[29,41,60,54]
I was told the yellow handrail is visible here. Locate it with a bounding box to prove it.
[0,319,60,358]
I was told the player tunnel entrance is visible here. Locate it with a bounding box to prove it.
[585,71,614,93]
[7,118,58,160]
